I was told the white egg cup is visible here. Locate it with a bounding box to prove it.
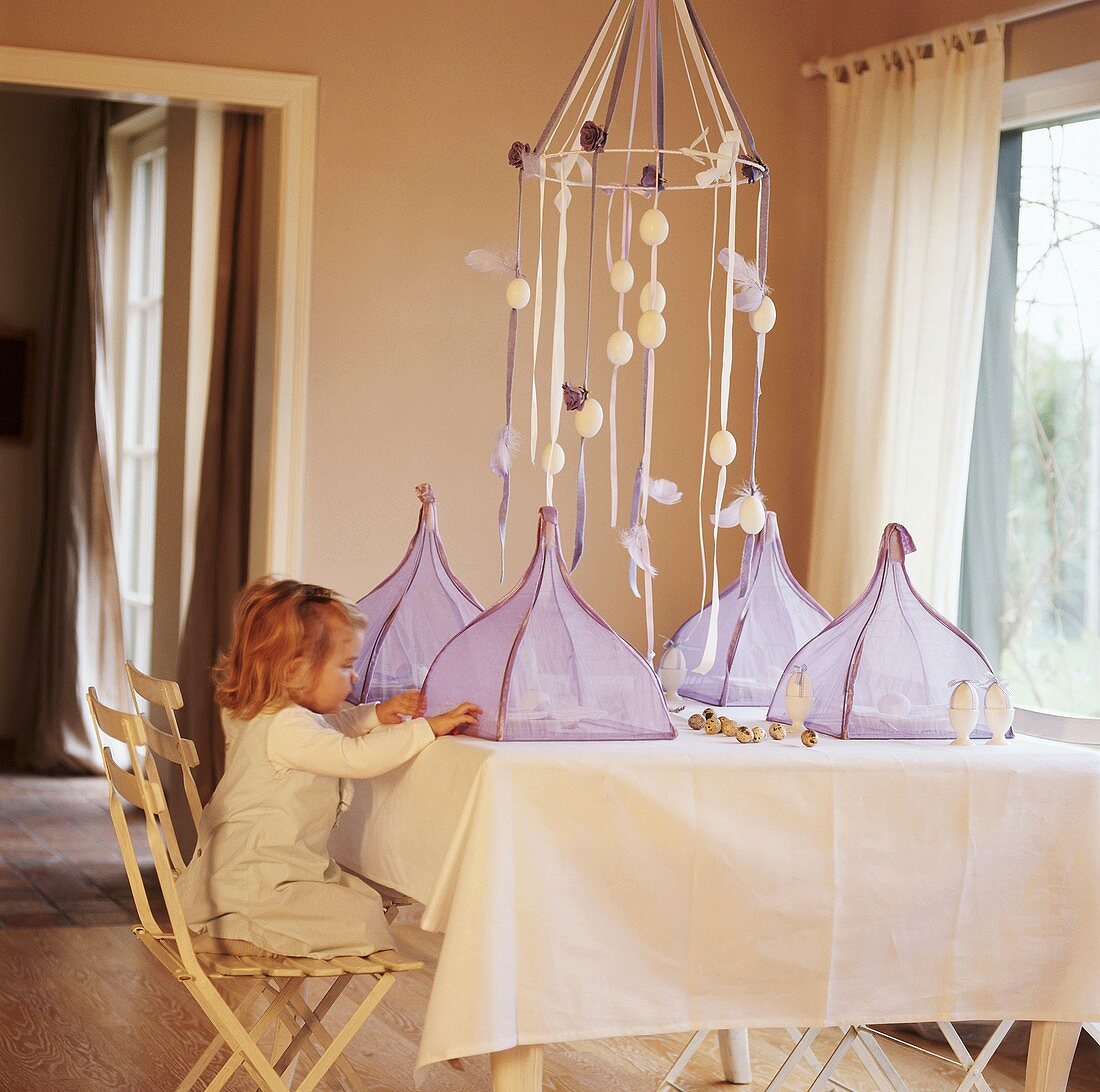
[785,668,814,734]
[658,647,688,709]
[948,680,979,746]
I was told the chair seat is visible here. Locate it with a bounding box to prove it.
[137,927,423,979]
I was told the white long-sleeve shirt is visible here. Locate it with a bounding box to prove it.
[266,700,435,778]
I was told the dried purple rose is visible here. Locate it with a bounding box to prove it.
[508,140,532,169]
[740,155,768,184]
[562,382,589,411]
[640,163,666,192]
[580,120,607,152]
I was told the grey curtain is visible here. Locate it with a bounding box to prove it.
[959,130,1024,665]
[16,100,127,773]
[176,113,263,803]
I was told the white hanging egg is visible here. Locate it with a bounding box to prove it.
[639,207,669,246]
[574,398,604,438]
[708,430,737,466]
[749,295,776,333]
[505,276,531,310]
[606,329,634,366]
[639,280,666,313]
[637,310,667,349]
[540,441,566,475]
[610,259,635,294]
[738,493,766,534]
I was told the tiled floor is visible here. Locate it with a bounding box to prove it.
[0,773,156,928]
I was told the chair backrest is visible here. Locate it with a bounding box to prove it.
[101,678,199,877]
[86,687,205,977]
[125,661,204,849]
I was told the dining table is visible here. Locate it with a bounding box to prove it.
[329,707,1100,1090]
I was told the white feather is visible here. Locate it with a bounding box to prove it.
[619,523,657,579]
[710,497,743,528]
[466,248,515,276]
[709,485,767,527]
[717,249,769,312]
[647,477,683,505]
[490,425,521,479]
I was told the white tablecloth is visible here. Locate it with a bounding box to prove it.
[329,718,1100,1072]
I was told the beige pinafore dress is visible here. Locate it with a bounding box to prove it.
[177,713,392,958]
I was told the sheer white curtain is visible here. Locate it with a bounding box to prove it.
[17,101,128,772]
[808,22,1005,617]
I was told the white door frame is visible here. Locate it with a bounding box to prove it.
[0,45,316,575]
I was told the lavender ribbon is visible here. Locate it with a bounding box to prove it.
[749,331,764,492]
[681,0,770,279]
[497,170,525,582]
[572,440,588,571]
[627,348,652,595]
[571,3,637,575]
[498,305,519,582]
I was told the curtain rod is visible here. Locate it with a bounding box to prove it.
[800,0,1096,78]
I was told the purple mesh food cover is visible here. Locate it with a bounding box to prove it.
[671,513,831,706]
[350,484,482,703]
[766,523,999,739]
[423,506,675,742]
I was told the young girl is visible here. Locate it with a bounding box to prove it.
[178,576,480,959]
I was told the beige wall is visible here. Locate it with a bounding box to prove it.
[4,0,1097,656]
[5,0,828,650]
[0,91,73,737]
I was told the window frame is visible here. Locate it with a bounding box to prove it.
[106,107,169,673]
[991,61,1100,744]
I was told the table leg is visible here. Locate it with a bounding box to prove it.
[1024,1022,1081,1092]
[717,1028,752,1084]
[490,1044,544,1091]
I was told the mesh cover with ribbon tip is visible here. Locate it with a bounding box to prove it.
[671,512,831,706]
[423,506,675,741]
[766,523,999,739]
[350,484,483,703]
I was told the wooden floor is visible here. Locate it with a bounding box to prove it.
[0,773,1097,1090]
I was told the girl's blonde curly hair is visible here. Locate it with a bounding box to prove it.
[214,576,365,719]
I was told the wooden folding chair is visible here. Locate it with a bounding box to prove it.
[126,661,204,843]
[87,686,423,1090]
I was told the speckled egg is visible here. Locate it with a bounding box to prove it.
[801,729,819,748]
[768,723,787,741]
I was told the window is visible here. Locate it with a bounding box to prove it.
[107,113,167,672]
[961,65,1100,735]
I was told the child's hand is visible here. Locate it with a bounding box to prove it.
[377,691,426,725]
[427,703,482,737]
